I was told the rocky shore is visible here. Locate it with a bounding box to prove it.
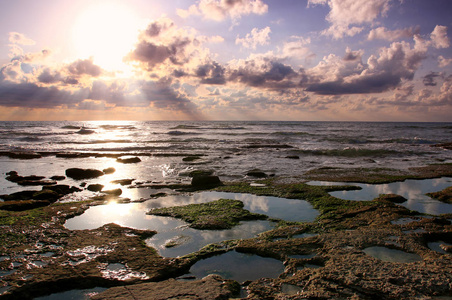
[0,159,451,299]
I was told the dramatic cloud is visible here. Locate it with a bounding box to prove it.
[368,26,419,41]
[309,0,391,39]
[177,0,268,21]
[430,25,450,49]
[236,26,271,49]
[66,58,102,77]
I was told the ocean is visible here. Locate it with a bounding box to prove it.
[0,121,451,197]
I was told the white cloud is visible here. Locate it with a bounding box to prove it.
[309,0,392,39]
[236,27,271,49]
[430,25,450,49]
[177,0,268,21]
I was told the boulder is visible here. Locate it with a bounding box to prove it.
[103,167,116,174]
[50,175,66,181]
[65,168,104,180]
[8,152,42,159]
[191,175,222,188]
[246,170,268,178]
[102,188,122,196]
[111,179,134,185]
[377,194,407,204]
[32,190,60,202]
[43,184,82,195]
[0,190,38,201]
[116,157,141,164]
[87,184,104,192]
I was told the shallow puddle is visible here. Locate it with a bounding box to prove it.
[308,177,452,215]
[188,250,285,283]
[65,191,318,257]
[363,246,422,263]
[428,241,452,254]
[281,283,303,295]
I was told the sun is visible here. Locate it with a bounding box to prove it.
[72,2,142,72]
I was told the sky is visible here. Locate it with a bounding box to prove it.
[0,0,451,121]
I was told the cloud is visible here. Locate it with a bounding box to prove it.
[305,38,428,95]
[66,58,103,77]
[430,25,450,49]
[195,61,226,84]
[8,32,35,45]
[309,0,391,39]
[228,54,299,89]
[438,55,452,68]
[368,26,419,41]
[422,72,441,87]
[236,26,271,49]
[177,0,268,21]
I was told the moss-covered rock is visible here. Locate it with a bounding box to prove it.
[148,199,267,229]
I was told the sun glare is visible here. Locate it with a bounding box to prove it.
[72,2,142,72]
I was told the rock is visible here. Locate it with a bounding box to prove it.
[0,190,38,201]
[6,174,45,183]
[17,180,57,186]
[8,152,42,159]
[50,175,66,181]
[116,157,141,164]
[440,244,452,253]
[246,170,268,178]
[91,274,239,300]
[0,200,51,211]
[182,156,201,162]
[111,179,134,185]
[102,188,122,196]
[87,184,104,192]
[42,184,82,195]
[191,175,222,188]
[65,168,104,180]
[286,155,300,159]
[32,190,60,202]
[103,167,116,174]
[377,194,407,203]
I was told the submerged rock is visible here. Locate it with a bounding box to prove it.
[65,168,104,180]
[116,157,141,164]
[103,167,116,174]
[377,194,408,204]
[111,179,134,185]
[87,184,104,192]
[50,175,66,181]
[7,152,42,159]
[191,175,222,188]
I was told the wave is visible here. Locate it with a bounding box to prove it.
[170,124,200,130]
[295,148,401,157]
[271,131,312,136]
[167,131,201,135]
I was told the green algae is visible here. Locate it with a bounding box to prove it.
[148,199,268,229]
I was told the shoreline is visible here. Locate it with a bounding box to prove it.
[0,163,451,299]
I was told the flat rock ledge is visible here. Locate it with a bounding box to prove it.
[92,274,238,300]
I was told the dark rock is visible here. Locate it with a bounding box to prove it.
[377,194,407,203]
[191,175,222,188]
[0,190,38,201]
[103,167,116,174]
[246,170,268,178]
[50,175,66,181]
[65,168,104,180]
[111,179,134,185]
[116,157,141,164]
[80,182,87,187]
[17,180,57,186]
[6,174,45,183]
[32,190,60,202]
[8,152,42,159]
[102,188,122,196]
[0,200,51,211]
[87,184,104,192]
[286,155,300,159]
[42,184,82,195]
[182,156,201,162]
